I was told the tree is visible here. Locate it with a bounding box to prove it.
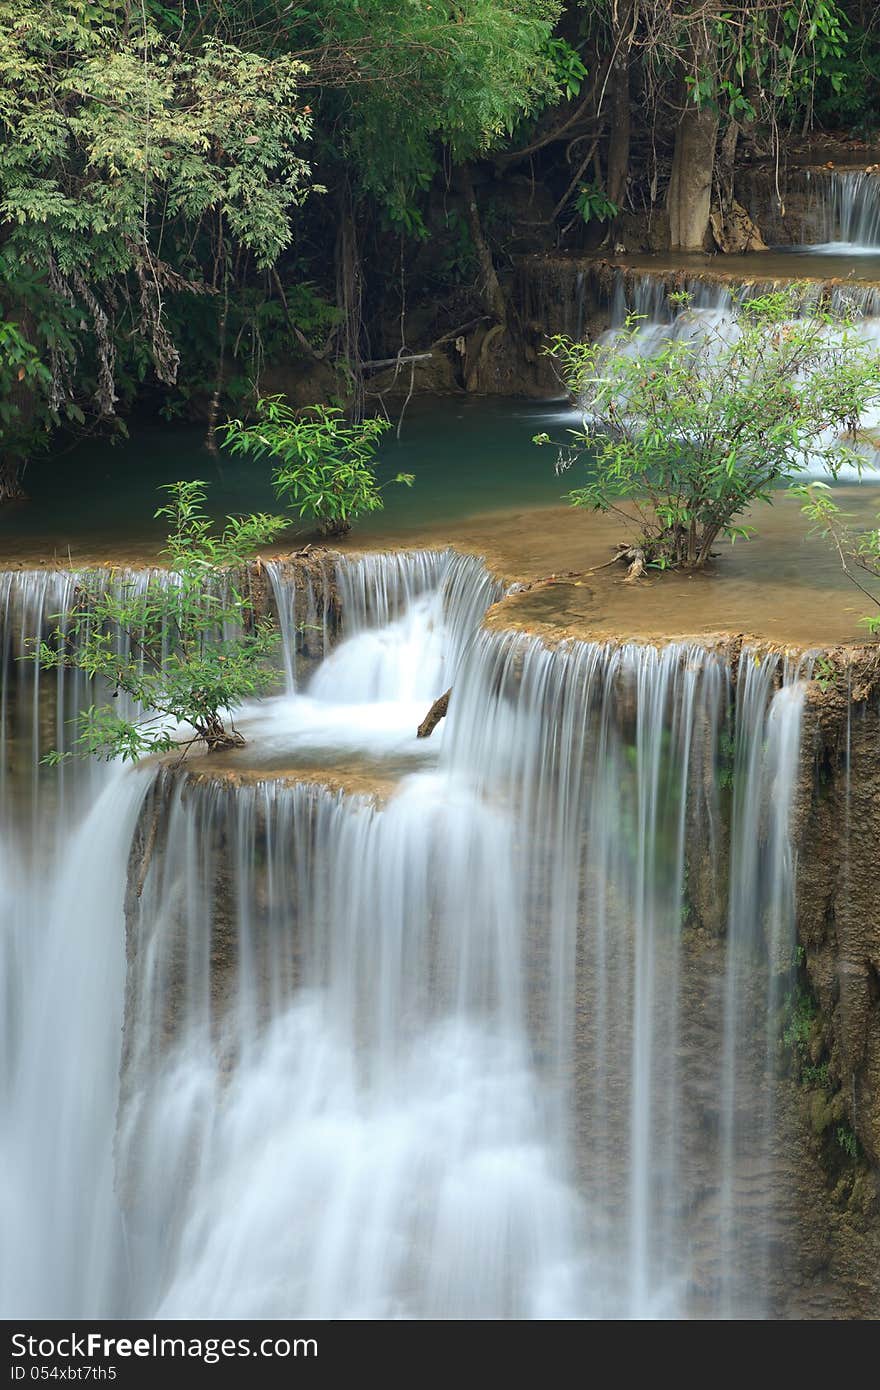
[535,288,880,573]
[0,316,51,500]
[0,0,314,493]
[221,396,412,537]
[37,481,288,761]
[270,0,569,398]
[559,2,850,251]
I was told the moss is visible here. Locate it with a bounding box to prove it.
[782,981,818,1060]
[802,1060,830,1089]
[809,1087,845,1137]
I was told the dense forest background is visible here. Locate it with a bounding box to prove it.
[2,0,880,500]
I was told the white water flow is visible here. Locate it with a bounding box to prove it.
[1,554,808,1317]
[0,572,152,1317]
[808,169,880,254]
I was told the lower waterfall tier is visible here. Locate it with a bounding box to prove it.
[0,551,877,1317]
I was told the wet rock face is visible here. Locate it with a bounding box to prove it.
[786,672,880,1314]
[735,167,823,247]
[798,681,880,1165]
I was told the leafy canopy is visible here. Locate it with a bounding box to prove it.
[0,2,312,272]
[0,0,314,456]
[535,287,880,571]
[221,397,412,537]
[285,0,565,232]
[37,480,288,762]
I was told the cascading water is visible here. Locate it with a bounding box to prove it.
[809,169,880,253]
[0,571,153,1317]
[599,269,880,477]
[0,551,810,1318]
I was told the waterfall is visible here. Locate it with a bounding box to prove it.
[0,570,152,1315]
[600,268,880,477]
[0,556,811,1317]
[607,268,880,328]
[809,169,880,253]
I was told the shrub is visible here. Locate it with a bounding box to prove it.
[535,288,880,573]
[221,396,413,537]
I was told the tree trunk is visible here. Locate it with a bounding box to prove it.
[696,523,722,568]
[667,13,720,251]
[456,162,507,326]
[606,2,633,209]
[709,119,767,253]
[667,101,718,249]
[455,162,509,394]
[335,183,365,418]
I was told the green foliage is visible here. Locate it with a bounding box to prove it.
[221,397,412,537]
[0,320,49,419]
[573,184,618,225]
[288,0,564,229]
[36,481,288,762]
[783,984,818,1054]
[0,2,313,271]
[577,0,852,140]
[0,317,52,474]
[0,0,314,446]
[795,482,880,633]
[676,1,848,120]
[543,36,588,101]
[781,980,832,1093]
[813,16,880,133]
[535,289,880,572]
[812,654,840,691]
[836,1123,861,1160]
[156,279,340,420]
[802,1061,830,1088]
[0,0,570,459]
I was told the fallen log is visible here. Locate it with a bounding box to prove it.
[417,687,451,739]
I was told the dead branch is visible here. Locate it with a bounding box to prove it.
[417,688,451,739]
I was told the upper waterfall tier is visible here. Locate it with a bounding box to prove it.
[806,168,880,253]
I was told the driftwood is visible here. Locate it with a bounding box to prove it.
[362,353,433,372]
[619,545,647,581]
[417,688,451,739]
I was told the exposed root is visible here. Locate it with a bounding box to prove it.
[133,802,161,899]
[605,543,648,581]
